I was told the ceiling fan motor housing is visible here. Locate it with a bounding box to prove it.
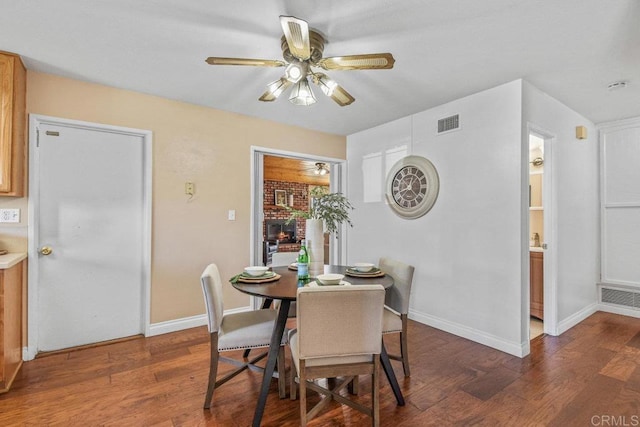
[281,30,325,65]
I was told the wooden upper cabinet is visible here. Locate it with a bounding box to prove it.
[0,51,26,197]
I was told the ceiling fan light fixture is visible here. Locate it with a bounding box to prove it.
[316,73,338,96]
[314,162,329,175]
[289,78,316,106]
[260,77,290,101]
[285,62,307,83]
[205,16,395,107]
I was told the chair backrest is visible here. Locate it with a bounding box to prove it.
[271,251,298,267]
[379,257,415,314]
[200,263,224,333]
[296,285,385,360]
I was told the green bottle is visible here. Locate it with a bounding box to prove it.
[297,239,309,280]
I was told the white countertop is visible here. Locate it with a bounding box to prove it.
[529,247,544,253]
[0,252,27,269]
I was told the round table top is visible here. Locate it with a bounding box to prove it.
[231,265,394,301]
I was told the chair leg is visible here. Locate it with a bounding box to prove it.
[299,360,307,427]
[348,375,359,395]
[290,360,297,401]
[204,333,220,409]
[373,358,380,427]
[277,345,286,399]
[400,314,410,377]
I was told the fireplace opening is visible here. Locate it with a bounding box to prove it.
[265,219,297,243]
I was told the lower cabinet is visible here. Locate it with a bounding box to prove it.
[530,251,544,320]
[0,260,24,393]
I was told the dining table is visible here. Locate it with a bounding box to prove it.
[231,264,405,427]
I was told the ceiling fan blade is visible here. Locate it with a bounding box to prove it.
[318,53,395,70]
[259,77,293,102]
[280,16,311,61]
[205,57,285,67]
[328,84,355,106]
[312,73,355,106]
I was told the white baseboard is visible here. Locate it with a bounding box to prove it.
[597,303,640,319]
[147,314,208,337]
[147,306,252,337]
[408,309,527,358]
[556,303,598,335]
[408,303,604,358]
[23,346,37,361]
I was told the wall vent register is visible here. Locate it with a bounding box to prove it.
[437,114,460,133]
[601,287,640,310]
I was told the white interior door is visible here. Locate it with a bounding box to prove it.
[31,117,151,353]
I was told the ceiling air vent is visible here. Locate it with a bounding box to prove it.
[437,114,460,134]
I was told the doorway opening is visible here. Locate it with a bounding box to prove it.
[250,148,346,273]
[262,155,330,265]
[527,126,557,341]
[529,133,545,339]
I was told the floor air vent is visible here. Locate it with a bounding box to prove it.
[437,114,460,134]
[601,287,640,309]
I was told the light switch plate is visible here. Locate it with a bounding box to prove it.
[0,208,20,223]
[228,210,236,221]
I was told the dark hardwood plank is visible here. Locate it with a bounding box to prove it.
[1,312,640,426]
[460,366,521,401]
[625,331,640,349]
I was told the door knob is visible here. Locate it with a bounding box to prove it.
[40,246,53,255]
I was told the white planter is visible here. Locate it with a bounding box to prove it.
[305,218,324,277]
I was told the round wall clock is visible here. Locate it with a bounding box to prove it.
[385,155,440,219]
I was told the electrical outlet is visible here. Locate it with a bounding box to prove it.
[0,209,20,223]
[185,182,195,196]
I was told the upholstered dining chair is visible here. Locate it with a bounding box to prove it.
[288,284,386,427]
[271,251,298,267]
[379,257,415,377]
[200,263,286,409]
[271,251,299,318]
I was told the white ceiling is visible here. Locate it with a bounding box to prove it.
[1,0,638,136]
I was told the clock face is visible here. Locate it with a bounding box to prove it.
[392,166,428,209]
[386,155,439,219]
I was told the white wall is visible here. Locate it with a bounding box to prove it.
[522,81,600,333]
[347,79,601,357]
[347,80,526,356]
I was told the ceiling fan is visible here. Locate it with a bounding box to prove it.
[205,15,395,107]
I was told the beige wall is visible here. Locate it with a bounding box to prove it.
[11,71,345,323]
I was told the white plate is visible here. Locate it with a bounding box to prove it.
[309,280,351,287]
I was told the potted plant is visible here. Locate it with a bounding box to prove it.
[285,186,353,271]
[286,186,353,234]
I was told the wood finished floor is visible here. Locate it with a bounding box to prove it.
[2,311,640,426]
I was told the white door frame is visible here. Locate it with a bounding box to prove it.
[26,114,153,360]
[250,146,347,307]
[527,124,558,339]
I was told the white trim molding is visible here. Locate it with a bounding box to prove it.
[409,309,528,358]
[556,303,599,336]
[599,117,640,287]
[148,306,252,336]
